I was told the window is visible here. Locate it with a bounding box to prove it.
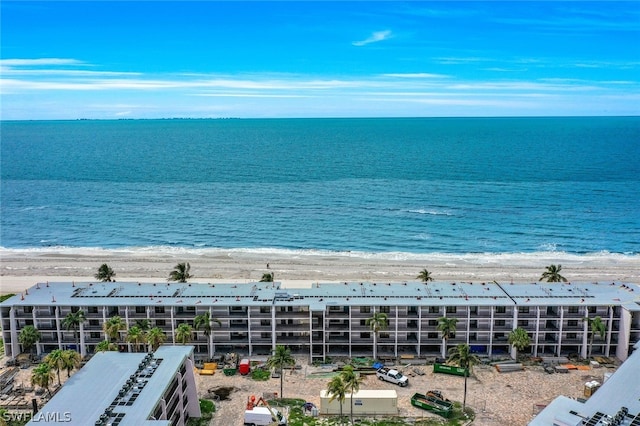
[428,320,438,327]
[360,332,371,339]
[260,306,270,313]
[360,306,371,314]
[495,306,506,314]
[446,306,457,314]
[567,333,577,339]
[360,320,366,326]
[495,320,505,326]
[408,306,418,314]
[469,320,478,328]
[260,320,270,326]
[23,306,33,314]
[156,319,166,326]
[261,333,270,339]
[568,306,579,314]
[588,306,597,314]
[380,332,390,339]
[517,320,529,327]
[135,306,146,314]
[568,320,578,327]
[88,306,98,314]
[71,306,79,313]
[379,306,390,314]
[90,332,101,338]
[428,332,438,339]
[518,306,530,314]
[155,306,165,314]
[429,306,439,314]
[469,306,478,314]
[89,319,99,326]
[469,333,477,340]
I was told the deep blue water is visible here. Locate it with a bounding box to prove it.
[1,117,639,254]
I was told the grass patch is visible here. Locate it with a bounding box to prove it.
[186,399,215,426]
[251,368,271,381]
[0,294,16,303]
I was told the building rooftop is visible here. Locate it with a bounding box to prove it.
[27,346,194,426]
[3,280,639,309]
[529,342,640,426]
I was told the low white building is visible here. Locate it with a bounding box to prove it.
[320,389,398,416]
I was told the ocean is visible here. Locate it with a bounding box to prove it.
[1,117,639,261]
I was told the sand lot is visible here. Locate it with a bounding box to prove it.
[196,357,614,426]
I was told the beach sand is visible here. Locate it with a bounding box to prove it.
[1,248,639,293]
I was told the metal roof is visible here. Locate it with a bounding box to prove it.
[26,346,194,426]
[3,280,639,309]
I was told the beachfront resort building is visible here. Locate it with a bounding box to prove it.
[2,280,640,363]
[26,345,201,426]
[528,341,640,426]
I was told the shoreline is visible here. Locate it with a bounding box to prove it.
[1,248,639,294]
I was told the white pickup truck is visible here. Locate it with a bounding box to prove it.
[376,367,409,387]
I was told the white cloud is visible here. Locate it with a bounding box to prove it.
[352,30,393,46]
[0,58,86,66]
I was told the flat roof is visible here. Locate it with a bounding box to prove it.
[3,281,639,309]
[321,389,397,398]
[27,346,193,426]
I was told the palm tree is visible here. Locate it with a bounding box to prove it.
[447,344,480,412]
[437,316,458,358]
[326,375,347,424]
[260,273,274,282]
[194,312,221,357]
[95,263,116,282]
[340,365,364,425]
[416,268,434,282]
[135,318,151,331]
[584,316,606,359]
[44,349,65,386]
[175,323,193,345]
[266,345,295,399]
[61,349,81,378]
[31,363,54,396]
[508,327,531,361]
[168,262,192,282]
[365,312,388,361]
[147,327,167,352]
[103,315,126,343]
[126,326,146,352]
[95,340,118,352]
[539,264,568,282]
[62,310,86,347]
[18,325,41,357]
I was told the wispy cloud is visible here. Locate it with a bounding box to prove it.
[0,58,86,67]
[352,30,393,46]
[381,73,450,79]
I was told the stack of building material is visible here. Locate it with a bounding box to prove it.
[554,365,569,373]
[541,356,570,365]
[495,363,524,373]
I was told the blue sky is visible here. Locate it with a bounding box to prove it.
[1,1,639,119]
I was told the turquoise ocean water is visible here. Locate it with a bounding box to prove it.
[1,117,639,258]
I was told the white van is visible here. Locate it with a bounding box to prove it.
[243,406,287,426]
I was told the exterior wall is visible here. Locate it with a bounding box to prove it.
[1,287,636,362]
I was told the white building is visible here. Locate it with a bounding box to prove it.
[2,280,640,363]
[529,341,640,426]
[26,345,201,426]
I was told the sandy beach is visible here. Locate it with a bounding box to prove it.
[1,248,639,294]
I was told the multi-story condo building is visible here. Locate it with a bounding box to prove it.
[2,280,640,363]
[26,345,201,426]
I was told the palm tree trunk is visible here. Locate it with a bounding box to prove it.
[463,375,468,411]
[280,374,284,399]
[589,334,594,359]
[373,333,377,360]
[350,394,354,425]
